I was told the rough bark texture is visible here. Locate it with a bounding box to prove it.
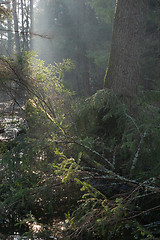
[158,0,160,85]
[105,0,147,102]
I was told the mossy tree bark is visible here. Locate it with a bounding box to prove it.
[104,0,147,108]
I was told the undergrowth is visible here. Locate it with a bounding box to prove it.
[0,54,160,239]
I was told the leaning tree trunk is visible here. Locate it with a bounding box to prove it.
[104,0,147,108]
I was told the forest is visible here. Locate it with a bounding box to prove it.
[0,0,160,239]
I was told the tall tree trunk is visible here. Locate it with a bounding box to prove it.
[81,0,90,96]
[21,0,26,50]
[158,0,160,86]
[7,2,13,54]
[104,0,147,107]
[76,0,90,97]
[12,0,21,55]
[30,0,33,50]
[25,0,29,50]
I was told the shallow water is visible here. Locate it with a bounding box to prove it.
[0,116,24,140]
[0,95,25,141]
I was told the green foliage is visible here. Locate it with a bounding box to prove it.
[71,90,135,173]
[89,0,116,23]
[64,178,156,240]
[0,127,80,236]
[1,77,160,238]
[0,53,80,237]
[0,1,159,239]
[71,89,160,178]
[25,99,54,138]
[58,89,160,239]
[0,44,160,239]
